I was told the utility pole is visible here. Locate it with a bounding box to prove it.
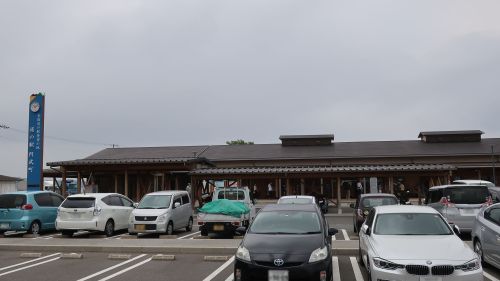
[492,145,497,185]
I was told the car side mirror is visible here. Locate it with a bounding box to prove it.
[452,224,461,236]
[174,202,181,208]
[349,203,355,209]
[361,224,371,235]
[235,226,247,236]
[328,228,338,236]
[133,203,139,208]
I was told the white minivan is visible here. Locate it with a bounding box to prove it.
[128,190,193,235]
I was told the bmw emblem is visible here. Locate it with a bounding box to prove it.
[274,258,284,267]
[426,260,432,265]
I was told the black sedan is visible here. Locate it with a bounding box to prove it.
[233,204,338,281]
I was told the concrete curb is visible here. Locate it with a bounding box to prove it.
[152,254,176,261]
[108,254,132,260]
[61,253,83,259]
[20,253,42,258]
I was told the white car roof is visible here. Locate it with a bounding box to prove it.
[374,205,439,214]
[279,195,315,199]
[66,193,117,199]
[453,180,495,187]
[144,191,187,196]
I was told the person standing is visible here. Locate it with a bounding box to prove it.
[267,183,273,198]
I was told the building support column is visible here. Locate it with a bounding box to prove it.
[336,177,341,212]
[286,178,290,196]
[175,176,179,190]
[124,170,129,198]
[300,178,305,195]
[389,176,394,194]
[136,173,141,202]
[61,167,67,197]
[320,178,324,195]
[114,174,118,193]
[275,178,279,198]
[77,171,82,194]
[278,178,282,197]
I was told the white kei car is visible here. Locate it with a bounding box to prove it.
[56,193,135,237]
[359,205,483,281]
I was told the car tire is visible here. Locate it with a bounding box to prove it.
[104,220,114,237]
[166,222,174,235]
[29,221,41,235]
[474,239,485,265]
[186,217,193,232]
[61,230,75,237]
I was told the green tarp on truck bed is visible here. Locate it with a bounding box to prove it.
[198,199,250,218]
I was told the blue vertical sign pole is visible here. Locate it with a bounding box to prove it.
[27,93,45,191]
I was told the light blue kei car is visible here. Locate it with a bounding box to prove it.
[0,191,64,235]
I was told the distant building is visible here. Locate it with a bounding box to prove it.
[0,175,23,193]
[46,130,499,204]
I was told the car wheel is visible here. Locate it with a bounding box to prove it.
[104,220,114,237]
[474,239,485,265]
[186,217,193,232]
[166,222,174,235]
[29,221,41,235]
[61,230,75,237]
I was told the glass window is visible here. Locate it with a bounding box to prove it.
[50,194,64,207]
[34,193,52,207]
[365,209,376,228]
[445,186,490,204]
[182,195,190,205]
[217,190,245,200]
[429,190,444,203]
[278,198,314,204]
[120,196,134,207]
[360,197,398,208]
[61,198,95,208]
[0,194,27,209]
[137,195,172,209]
[109,196,123,206]
[173,196,181,207]
[486,208,500,226]
[374,213,452,235]
[250,211,321,234]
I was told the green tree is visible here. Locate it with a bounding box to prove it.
[226,139,254,145]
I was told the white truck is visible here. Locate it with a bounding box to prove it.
[197,186,256,237]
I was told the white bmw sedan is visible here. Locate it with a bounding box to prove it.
[359,205,483,281]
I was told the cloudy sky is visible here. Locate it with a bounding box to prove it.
[1,0,500,178]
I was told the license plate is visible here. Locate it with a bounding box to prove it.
[213,224,224,231]
[460,209,475,215]
[0,223,9,230]
[135,224,146,231]
[268,270,288,281]
[420,277,442,281]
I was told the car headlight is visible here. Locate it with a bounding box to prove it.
[157,214,167,223]
[309,246,328,263]
[455,258,480,271]
[372,257,404,270]
[236,246,251,262]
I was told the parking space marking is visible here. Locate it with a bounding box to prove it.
[177,231,201,239]
[105,233,128,240]
[342,229,350,240]
[224,273,233,281]
[76,254,148,281]
[349,257,364,281]
[332,235,336,241]
[0,256,60,277]
[0,252,61,272]
[202,256,235,281]
[98,257,153,281]
[332,256,341,281]
[484,270,500,281]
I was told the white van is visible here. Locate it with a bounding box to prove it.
[128,190,193,235]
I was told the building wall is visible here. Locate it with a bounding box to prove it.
[0,181,18,193]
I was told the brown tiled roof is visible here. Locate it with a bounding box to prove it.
[190,164,456,175]
[0,175,22,181]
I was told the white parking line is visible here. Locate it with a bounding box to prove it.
[342,229,350,241]
[349,256,364,281]
[105,233,128,240]
[332,256,341,281]
[76,254,148,281]
[224,273,233,281]
[98,257,152,281]
[202,256,235,281]
[332,234,336,241]
[0,257,60,277]
[177,231,201,239]
[0,253,61,272]
[484,270,500,281]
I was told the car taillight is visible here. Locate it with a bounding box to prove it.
[483,196,493,207]
[21,204,33,210]
[440,197,455,207]
[232,221,240,226]
[93,207,102,216]
[198,221,204,226]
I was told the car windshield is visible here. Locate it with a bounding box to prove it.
[374,213,452,235]
[138,195,172,209]
[217,190,245,200]
[250,210,321,234]
[445,186,490,204]
[61,197,95,208]
[0,194,26,209]
[278,198,313,204]
[361,197,398,208]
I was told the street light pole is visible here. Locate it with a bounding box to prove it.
[493,145,497,186]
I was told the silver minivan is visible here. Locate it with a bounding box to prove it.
[128,191,193,235]
[426,184,492,233]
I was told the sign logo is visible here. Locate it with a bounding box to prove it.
[426,260,433,265]
[273,259,284,267]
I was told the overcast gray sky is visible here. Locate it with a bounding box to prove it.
[1,0,500,178]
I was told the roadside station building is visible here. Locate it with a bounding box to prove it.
[46,130,499,205]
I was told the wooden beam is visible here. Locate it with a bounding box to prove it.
[336,178,341,207]
[124,170,129,197]
[77,171,82,194]
[61,167,67,197]
[114,174,118,193]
